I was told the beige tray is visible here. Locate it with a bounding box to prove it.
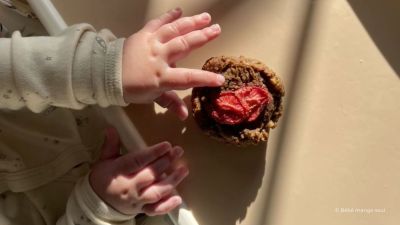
[51,0,400,224]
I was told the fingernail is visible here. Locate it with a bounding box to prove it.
[200,12,210,20]
[161,141,172,149]
[174,147,184,157]
[155,142,172,154]
[173,7,182,13]
[217,74,225,85]
[210,24,221,32]
[174,196,183,205]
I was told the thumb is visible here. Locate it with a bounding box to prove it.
[100,127,121,160]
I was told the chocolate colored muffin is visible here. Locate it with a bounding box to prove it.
[191,56,285,146]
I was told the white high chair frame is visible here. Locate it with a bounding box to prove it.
[26,0,199,225]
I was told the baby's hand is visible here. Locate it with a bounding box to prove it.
[89,128,188,216]
[122,8,224,120]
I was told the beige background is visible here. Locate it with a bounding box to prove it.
[52,0,400,224]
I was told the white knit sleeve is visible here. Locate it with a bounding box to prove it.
[56,174,136,225]
[0,23,128,113]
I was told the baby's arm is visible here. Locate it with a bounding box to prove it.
[0,7,223,119]
[0,23,125,112]
[57,128,188,225]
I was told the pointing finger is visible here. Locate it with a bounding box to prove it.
[161,68,225,90]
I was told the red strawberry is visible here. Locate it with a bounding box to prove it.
[236,86,271,122]
[210,86,271,125]
[210,92,248,125]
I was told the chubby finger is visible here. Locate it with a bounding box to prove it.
[156,12,211,43]
[115,142,172,174]
[143,195,183,216]
[143,8,183,32]
[155,91,188,120]
[134,146,184,190]
[139,166,189,204]
[161,68,225,90]
[165,24,221,63]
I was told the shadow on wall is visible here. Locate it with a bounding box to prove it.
[257,0,320,224]
[125,95,266,225]
[125,1,271,224]
[51,0,149,36]
[52,0,250,37]
[199,0,247,21]
[348,0,400,77]
[254,1,400,224]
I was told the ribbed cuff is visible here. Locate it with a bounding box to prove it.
[75,173,136,222]
[104,38,129,107]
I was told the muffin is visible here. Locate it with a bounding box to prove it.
[191,56,285,146]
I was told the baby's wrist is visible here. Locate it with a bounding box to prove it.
[80,173,137,221]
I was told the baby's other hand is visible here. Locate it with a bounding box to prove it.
[89,128,188,216]
[122,8,224,120]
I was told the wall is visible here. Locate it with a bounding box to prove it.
[52,0,400,224]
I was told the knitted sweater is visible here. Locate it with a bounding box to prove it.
[0,3,136,225]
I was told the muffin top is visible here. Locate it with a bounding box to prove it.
[192,56,285,146]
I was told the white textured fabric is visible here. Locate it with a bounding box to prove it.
[0,23,136,225]
[58,173,135,225]
[0,23,128,111]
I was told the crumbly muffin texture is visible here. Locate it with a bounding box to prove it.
[192,56,285,146]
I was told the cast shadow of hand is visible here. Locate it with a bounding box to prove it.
[125,95,267,225]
